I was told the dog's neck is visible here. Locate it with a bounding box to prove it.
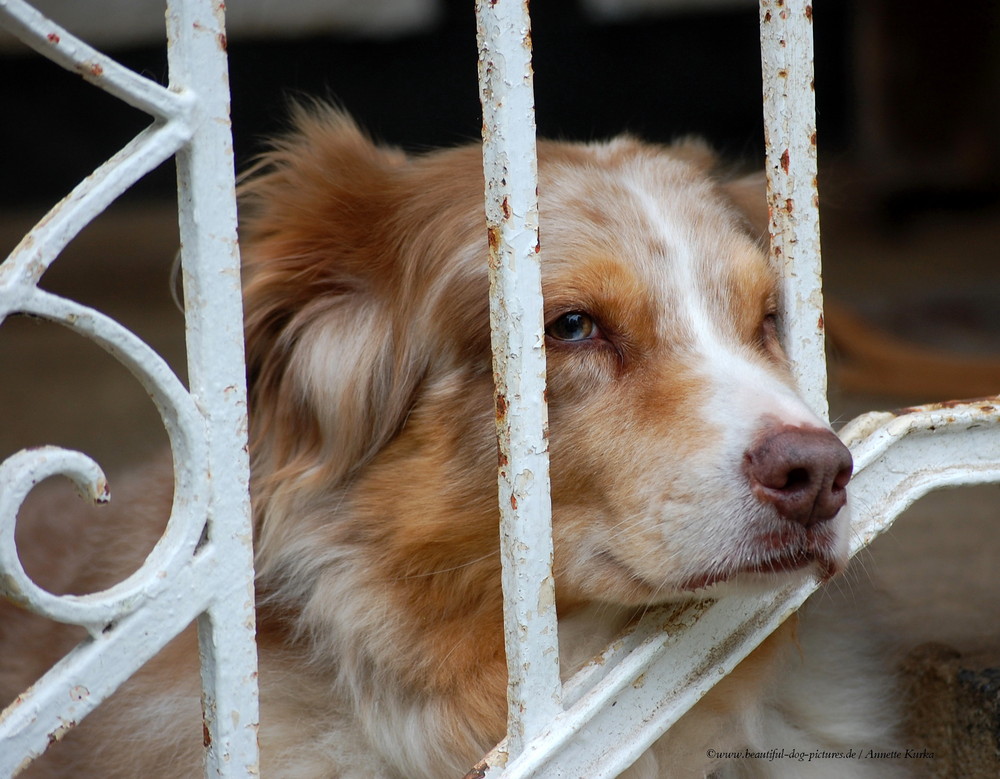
[253,461,508,774]
[255,467,640,777]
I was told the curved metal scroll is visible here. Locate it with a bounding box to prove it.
[0,1,259,776]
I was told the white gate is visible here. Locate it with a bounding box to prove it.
[474,1,1000,777]
[0,0,259,776]
[1,1,998,777]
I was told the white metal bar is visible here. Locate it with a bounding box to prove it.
[0,121,192,291]
[759,0,828,421]
[475,0,562,762]
[0,1,258,775]
[481,588,810,778]
[0,0,190,119]
[165,1,260,771]
[842,400,1000,554]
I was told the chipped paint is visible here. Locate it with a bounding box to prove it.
[69,686,89,701]
[476,0,560,760]
[760,0,827,420]
[0,0,258,776]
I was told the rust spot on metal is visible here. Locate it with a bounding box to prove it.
[487,225,500,252]
[777,69,788,79]
[90,63,103,77]
[495,392,507,419]
[817,312,825,331]
[463,764,488,779]
[784,197,794,214]
[763,10,772,22]
[779,148,790,173]
[894,398,1000,416]
[203,720,212,747]
[510,494,518,510]
[501,196,512,219]
[218,33,228,51]
[95,476,111,504]
[47,721,76,745]
[810,132,817,146]
[47,32,60,44]
[805,4,813,21]
[69,685,89,701]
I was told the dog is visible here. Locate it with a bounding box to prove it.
[2,107,906,777]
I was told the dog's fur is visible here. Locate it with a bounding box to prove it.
[2,109,906,777]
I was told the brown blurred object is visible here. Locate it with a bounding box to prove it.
[825,298,1000,400]
[825,299,1000,401]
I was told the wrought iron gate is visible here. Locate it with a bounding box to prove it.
[0,0,258,775]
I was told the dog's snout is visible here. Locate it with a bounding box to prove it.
[744,426,853,527]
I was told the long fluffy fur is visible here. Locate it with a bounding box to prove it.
[2,107,907,778]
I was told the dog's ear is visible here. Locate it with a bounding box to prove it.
[721,171,770,243]
[239,107,427,530]
[666,135,720,173]
[666,139,770,243]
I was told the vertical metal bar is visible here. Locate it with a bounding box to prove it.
[475,0,562,761]
[166,1,260,775]
[759,0,828,420]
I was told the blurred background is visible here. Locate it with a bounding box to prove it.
[2,0,999,767]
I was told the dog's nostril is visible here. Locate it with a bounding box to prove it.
[783,467,810,490]
[744,426,853,528]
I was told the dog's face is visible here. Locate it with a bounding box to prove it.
[241,110,851,613]
[535,142,851,605]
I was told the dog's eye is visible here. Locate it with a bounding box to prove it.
[547,311,599,342]
[760,312,779,343]
[757,312,782,356]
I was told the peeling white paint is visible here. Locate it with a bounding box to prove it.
[476,0,562,761]
[0,1,258,776]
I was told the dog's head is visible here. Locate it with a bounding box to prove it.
[240,107,851,609]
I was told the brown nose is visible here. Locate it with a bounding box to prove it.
[744,426,853,527]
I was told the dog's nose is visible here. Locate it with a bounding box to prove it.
[744,426,853,527]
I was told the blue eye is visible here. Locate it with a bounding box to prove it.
[547,311,599,342]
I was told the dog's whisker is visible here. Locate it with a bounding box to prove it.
[393,550,499,581]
